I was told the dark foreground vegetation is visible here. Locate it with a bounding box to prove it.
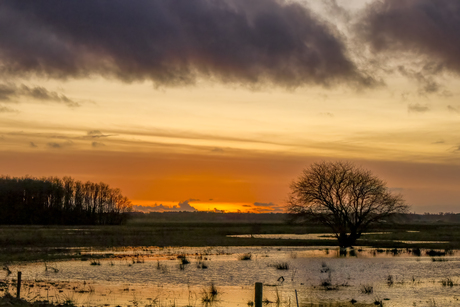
[1,212,460,262]
[0,293,75,307]
[0,176,132,225]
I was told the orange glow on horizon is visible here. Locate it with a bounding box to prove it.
[131,200,282,213]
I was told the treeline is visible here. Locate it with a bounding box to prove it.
[0,176,132,225]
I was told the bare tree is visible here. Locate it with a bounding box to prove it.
[288,161,408,247]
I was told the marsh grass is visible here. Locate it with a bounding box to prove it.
[177,255,190,265]
[441,277,455,287]
[239,253,252,261]
[90,259,101,266]
[373,297,384,307]
[0,293,77,307]
[386,275,394,287]
[360,284,373,294]
[2,264,11,276]
[201,283,218,303]
[268,262,289,270]
[196,261,208,269]
[431,257,448,262]
[2,221,460,263]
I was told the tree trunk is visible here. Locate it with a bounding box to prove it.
[337,232,359,248]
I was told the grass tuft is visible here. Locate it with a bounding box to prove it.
[239,253,252,261]
[441,278,454,287]
[360,284,373,294]
[268,262,289,270]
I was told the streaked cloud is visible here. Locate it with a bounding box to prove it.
[87,130,112,138]
[448,105,459,114]
[46,141,73,149]
[0,104,18,113]
[0,83,79,107]
[253,202,277,207]
[91,141,105,148]
[408,103,430,113]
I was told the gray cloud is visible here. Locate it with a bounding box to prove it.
[91,141,105,148]
[87,130,111,138]
[134,200,198,212]
[360,0,460,76]
[46,141,72,149]
[29,142,37,148]
[408,103,429,113]
[253,202,277,207]
[47,142,63,149]
[0,104,18,113]
[448,105,459,114]
[0,0,373,88]
[0,83,78,106]
[397,66,441,96]
[0,83,17,101]
[325,0,351,23]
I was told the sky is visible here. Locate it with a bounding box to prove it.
[1,0,460,213]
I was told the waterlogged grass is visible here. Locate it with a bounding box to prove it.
[1,219,460,262]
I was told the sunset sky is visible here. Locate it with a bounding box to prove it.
[1,0,460,213]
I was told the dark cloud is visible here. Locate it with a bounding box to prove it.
[29,142,37,148]
[0,83,78,106]
[360,0,460,76]
[408,103,429,113]
[0,0,372,88]
[0,83,17,101]
[253,202,277,207]
[134,200,198,212]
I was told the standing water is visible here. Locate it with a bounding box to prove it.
[2,246,460,307]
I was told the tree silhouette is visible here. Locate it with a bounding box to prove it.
[288,161,408,247]
[0,175,132,225]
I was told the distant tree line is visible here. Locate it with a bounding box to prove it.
[0,176,132,225]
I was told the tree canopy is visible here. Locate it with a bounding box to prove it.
[288,161,408,247]
[0,176,132,225]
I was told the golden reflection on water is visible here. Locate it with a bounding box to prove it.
[2,246,460,307]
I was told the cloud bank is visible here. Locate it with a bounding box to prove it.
[0,0,371,88]
[133,200,198,212]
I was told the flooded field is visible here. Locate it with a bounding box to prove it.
[2,245,460,307]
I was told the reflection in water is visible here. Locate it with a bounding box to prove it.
[2,246,460,307]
